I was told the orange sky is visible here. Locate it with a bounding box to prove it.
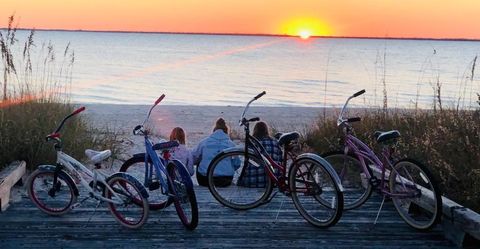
[1,0,479,39]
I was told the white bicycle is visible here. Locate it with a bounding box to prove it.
[26,107,150,229]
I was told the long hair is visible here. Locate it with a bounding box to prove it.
[213,118,229,134]
[253,121,269,139]
[170,127,186,144]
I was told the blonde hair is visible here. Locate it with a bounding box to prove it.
[170,127,186,144]
[213,118,229,134]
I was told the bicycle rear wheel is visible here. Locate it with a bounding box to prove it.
[120,155,172,210]
[167,162,198,230]
[389,159,442,230]
[207,150,273,210]
[323,151,372,210]
[289,157,343,227]
[105,173,150,229]
[27,168,77,216]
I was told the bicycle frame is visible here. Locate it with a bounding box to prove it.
[141,135,171,195]
[53,150,126,205]
[243,126,290,191]
[338,90,419,199]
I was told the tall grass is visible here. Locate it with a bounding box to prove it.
[305,55,480,212]
[0,16,118,171]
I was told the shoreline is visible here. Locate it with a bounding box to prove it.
[84,104,331,146]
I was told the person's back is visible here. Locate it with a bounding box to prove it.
[192,118,236,186]
[238,121,283,187]
[169,127,194,176]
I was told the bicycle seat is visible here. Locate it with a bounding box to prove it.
[152,140,179,151]
[85,149,112,164]
[373,130,401,143]
[278,132,300,146]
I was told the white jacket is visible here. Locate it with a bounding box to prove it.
[171,144,194,176]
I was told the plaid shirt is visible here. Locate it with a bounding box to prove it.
[238,137,283,187]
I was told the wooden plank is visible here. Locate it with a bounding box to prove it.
[0,185,456,248]
[0,161,26,212]
[366,165,480,243]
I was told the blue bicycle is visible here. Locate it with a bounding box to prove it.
[120,94,198,230]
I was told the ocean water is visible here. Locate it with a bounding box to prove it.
[10,30,480,108]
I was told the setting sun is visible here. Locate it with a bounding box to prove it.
[299,30,311,39]
[280,17,332,38]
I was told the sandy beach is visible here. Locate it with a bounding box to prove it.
[84,104,334,147]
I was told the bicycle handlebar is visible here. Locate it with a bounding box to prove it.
[52,106,86,135]
[338,90,366,126]
[254,91,266,100]
[240,91,266,126]
[352,89,365,98]
[154,94,166,106]
[143,94,166,126]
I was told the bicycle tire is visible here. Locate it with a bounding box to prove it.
[167,162,199,230]
[289,157,344,227]
[389,159,442,230]
[207,150,273,210]
[120,155,172,210]
[323,151,372,210]
[27,168,77,216]
[105,173,150,229]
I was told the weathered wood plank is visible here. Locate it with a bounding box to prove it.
[0,161,26,212]
[366,165,480,245]
[0,185,455,248]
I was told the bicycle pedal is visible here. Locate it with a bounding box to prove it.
[149,181,160,191]
[71,202,81,210]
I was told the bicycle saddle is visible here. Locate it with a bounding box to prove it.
[277,132,300,146]
[373,130,401,143]
[85,149,112,164]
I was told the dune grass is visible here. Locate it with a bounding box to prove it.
[305,100,480,212]
[0,16,119,171]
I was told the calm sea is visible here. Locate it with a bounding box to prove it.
[12,30,480,108]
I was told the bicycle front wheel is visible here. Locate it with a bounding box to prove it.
[168,162,198,230]
[289,157,343,227]
[323,151,372,210]
[27,168,77,216]
[105,173,150,229]
[207,150,273,210]
[389,159,442,230]
[120,155,171,210]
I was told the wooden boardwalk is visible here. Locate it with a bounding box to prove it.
[0,186,455,248]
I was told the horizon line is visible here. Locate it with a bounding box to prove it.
[2,27,480,42]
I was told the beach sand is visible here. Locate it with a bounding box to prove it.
[84,104,335,186]
[85,104,334,146]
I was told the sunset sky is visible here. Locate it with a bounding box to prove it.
[1,0,479,39]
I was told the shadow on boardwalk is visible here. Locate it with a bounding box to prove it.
[0,187,455,248]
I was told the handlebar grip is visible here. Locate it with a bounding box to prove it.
[353,89,366,98]
[249,117,260,122]
[347,117,361,123]
[71,106,86,115]
[154,94,166,105]
[254,91,266,100]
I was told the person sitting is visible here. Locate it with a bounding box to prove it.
[238,121,283,187]
[169,127,194,176]
[192,118,236,187]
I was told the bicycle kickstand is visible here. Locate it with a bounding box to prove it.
[370,195,386,230]
[83,200,102,228]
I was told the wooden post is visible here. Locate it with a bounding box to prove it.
[0,161,26,212]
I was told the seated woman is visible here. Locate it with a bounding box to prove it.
[238,121,283,187]
[192,118,236,187]
[169,127,194,176]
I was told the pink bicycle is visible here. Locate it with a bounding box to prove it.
[323,90,442,230]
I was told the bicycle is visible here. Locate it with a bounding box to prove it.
[119,94,198,230]
[206,91,344,227]
[27,107,149,229]
[322,89,442,230]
